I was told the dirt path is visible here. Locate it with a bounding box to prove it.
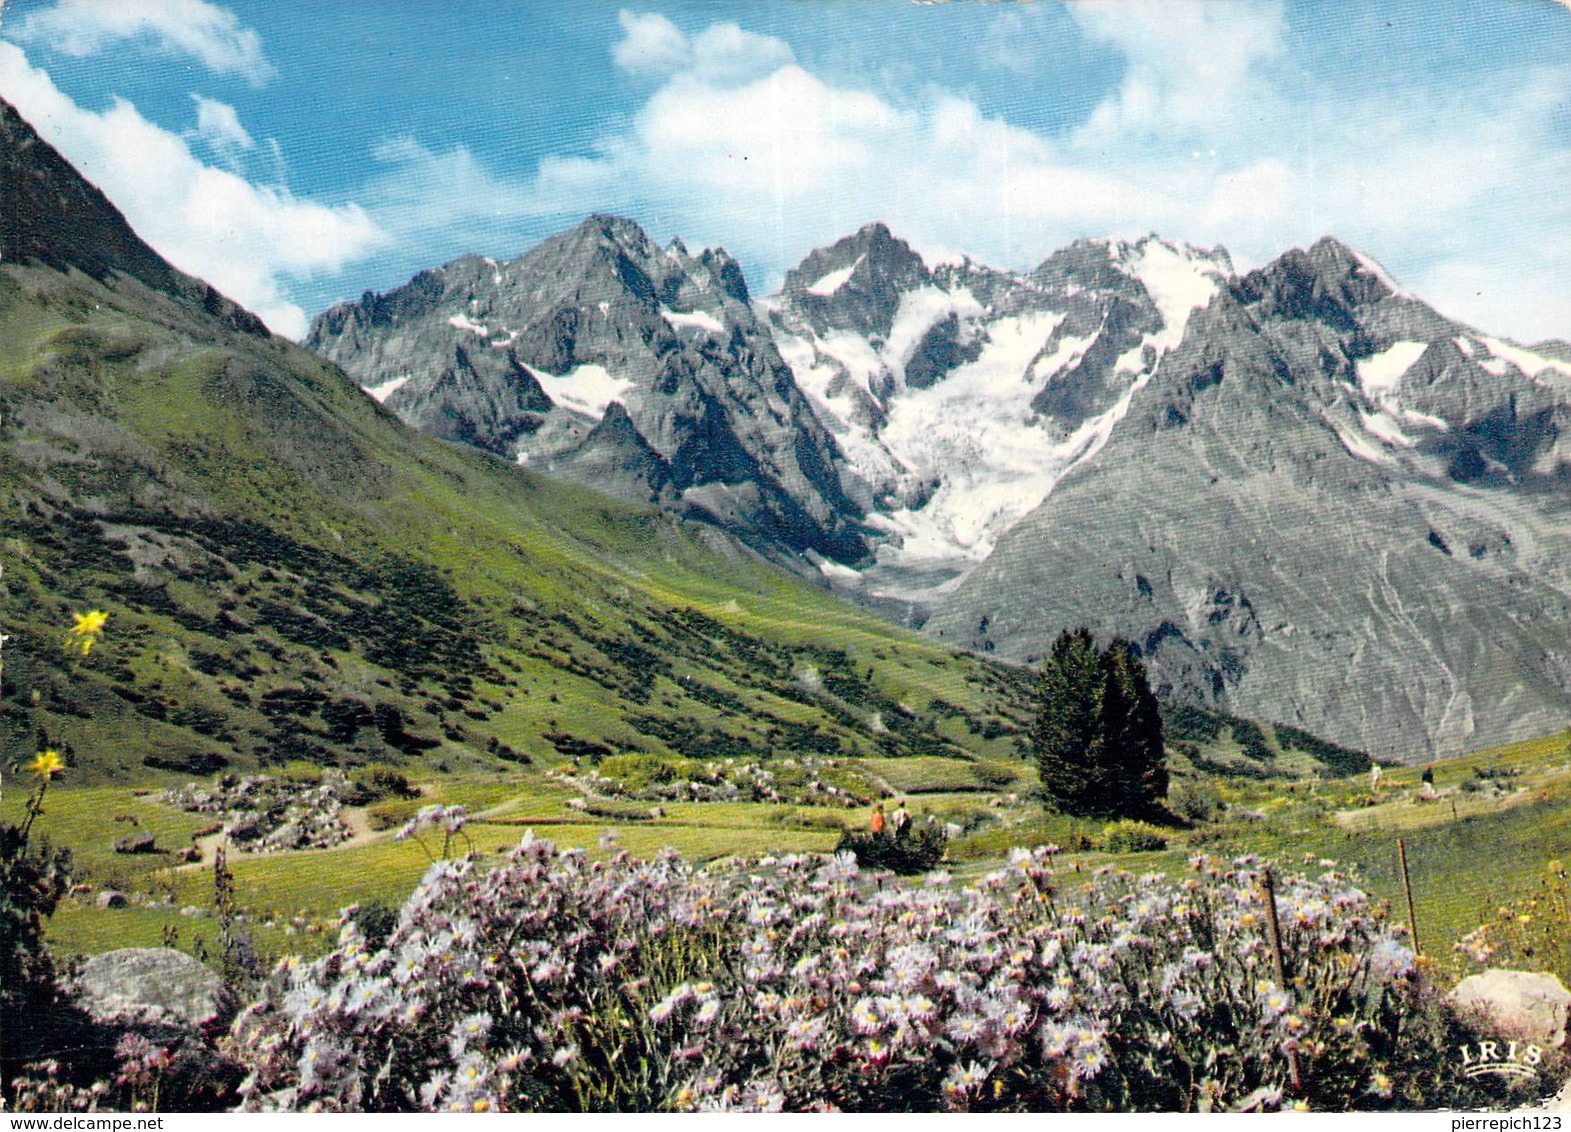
[1331,784,1550,834]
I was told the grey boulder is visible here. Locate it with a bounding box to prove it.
[74,947,235,1030]
[1451,968,1571,1048]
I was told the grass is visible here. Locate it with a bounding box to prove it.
[856,756,1027,794]
[23,724,1571,993]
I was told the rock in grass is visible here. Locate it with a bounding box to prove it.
[1452,969,1571,1048]
[95,890,128,908]
[74,948,235,1029]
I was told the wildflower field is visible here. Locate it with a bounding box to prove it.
[4,723,1571,1111]
[220,827,1549,1112]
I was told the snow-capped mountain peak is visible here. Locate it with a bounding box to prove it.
[765,224,1238,601]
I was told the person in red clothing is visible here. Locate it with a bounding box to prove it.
[870,801,886,836]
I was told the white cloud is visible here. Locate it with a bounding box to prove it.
[1069,0,1288,142]
[612,10,793,86]
[366,135,545,241]
[537,6,1568,341]
[685,22,794,86]
[977,9,1053,76]
[0,43,386,338]
[612,11,689,78]
[13,0,276,86]
[188,93,253,168]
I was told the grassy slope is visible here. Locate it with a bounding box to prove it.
[1,262,1036,789]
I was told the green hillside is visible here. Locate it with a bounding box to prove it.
[1,259,1047,785]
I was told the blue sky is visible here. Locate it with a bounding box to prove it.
[1,0,1568,342]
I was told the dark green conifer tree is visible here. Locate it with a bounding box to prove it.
[1100,638,1169,814]
[1031,629,1168,817]
[1031,628,1108,815]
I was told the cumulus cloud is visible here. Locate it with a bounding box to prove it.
[612,11,689,78]
[1068,0,1288,143]
[513,5,1569,341]
[612,9,793,86]
[0,43,386,338]
[12,0,276,87]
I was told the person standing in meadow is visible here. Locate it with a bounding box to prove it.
[870,801,886,836]
[892,800,912,840]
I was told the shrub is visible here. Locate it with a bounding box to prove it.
[971,760,1019,789]
[1100,820,1169,853]
[838,823,948,874]
[227,840,1531,1112]
[1168,780,1222,824]
[341,765,416,807]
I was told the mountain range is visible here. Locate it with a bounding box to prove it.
[311,214,1571,762]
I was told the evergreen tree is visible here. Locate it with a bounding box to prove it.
[1100,639,1169,814]
[1031,628,1109,815]
[1031,630,1168,817]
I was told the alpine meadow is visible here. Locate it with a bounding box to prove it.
[3,0,1571,1116]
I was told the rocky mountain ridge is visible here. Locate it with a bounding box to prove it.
[308,215,869,565]
[926,237,1571,760]
[309,215,1571,761]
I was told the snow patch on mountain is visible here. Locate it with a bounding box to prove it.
[661,307,726,335]
[1480,336,1571,387]
[806,256,864,296]
[363,375,410,403]
[1329,411,1396,466]
[1356,340,1427,397]
[1116,238,1228,352]
[447,312,489,336]
[1350,249,1407,297]
[889,287,984,378]
[524,362,635,419]
[1359,407,1418,448]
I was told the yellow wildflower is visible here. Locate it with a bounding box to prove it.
[66,610,109,655]
[28,749,66,779]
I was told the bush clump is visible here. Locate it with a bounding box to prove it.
[1099,820,1169,853]
[566,754,879,807]
[227,834,1532,1113]
[341,765,417,807]
[838,822,948,874]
